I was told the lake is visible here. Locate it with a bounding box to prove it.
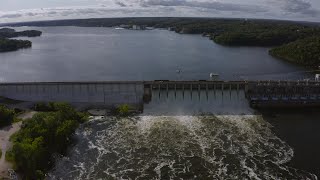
[0,26,312,82]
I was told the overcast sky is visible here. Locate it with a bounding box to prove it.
[0,0,320,23]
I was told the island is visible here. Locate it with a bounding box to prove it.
[0,28,42,52]
[0,28,42,38]
[0,38,32,52]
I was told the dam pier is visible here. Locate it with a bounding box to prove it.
[0,80,319,108]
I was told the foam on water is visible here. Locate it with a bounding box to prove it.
[48,115,317,179]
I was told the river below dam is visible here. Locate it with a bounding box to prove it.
[47,114,318,179]
[48,91,320,179]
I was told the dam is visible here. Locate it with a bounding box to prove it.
[0,81,144,106]
[0,80,319,108]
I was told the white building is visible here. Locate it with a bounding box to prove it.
[132,25,146,30]
[132,25,140,30]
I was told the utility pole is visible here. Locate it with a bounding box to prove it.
[176,67,182,80]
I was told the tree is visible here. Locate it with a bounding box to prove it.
[8,103,88,179]
[0,105,15,127]
[118,104,130,116]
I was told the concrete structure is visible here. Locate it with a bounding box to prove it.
[0,80,319,108]
[146,80,320,108]
[0,82,144,106]
[246,81,320,107]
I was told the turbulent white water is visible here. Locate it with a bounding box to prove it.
[48,115,317,179]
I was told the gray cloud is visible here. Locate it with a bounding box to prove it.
[0,13,22,18]
[26,12,38,16]
[0,6,176,22]
[0,0,320,23]
[140,0,268,13]
[278,0,320,15]
[115,1,127,7]
[141,0,185,7]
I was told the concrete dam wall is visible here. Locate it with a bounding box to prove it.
[0,82,144,106]
[1,80,319,108]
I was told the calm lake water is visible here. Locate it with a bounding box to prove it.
[0,26,312,82]
[1,26,319,179]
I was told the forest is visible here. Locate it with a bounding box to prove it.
[0,105,16,128]
[0,28,42,38]
[0,38,32,52]
[7,103,88,179]
[269,36,320,66]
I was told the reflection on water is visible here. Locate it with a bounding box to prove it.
[48,115,316,179]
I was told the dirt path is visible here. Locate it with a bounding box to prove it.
[0,111,36,179]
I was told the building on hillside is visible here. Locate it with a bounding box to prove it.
[132,25,146,30]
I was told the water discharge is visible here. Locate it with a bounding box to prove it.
[48,115,317,179]
[143,90,251,115]
[48,89,317,179]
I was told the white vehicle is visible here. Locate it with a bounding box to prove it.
[315,74,320,81]
[209,73,219,81]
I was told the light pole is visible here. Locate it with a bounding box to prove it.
[176,67,182,80]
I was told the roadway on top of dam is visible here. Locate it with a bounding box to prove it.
[0,80,318,85]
